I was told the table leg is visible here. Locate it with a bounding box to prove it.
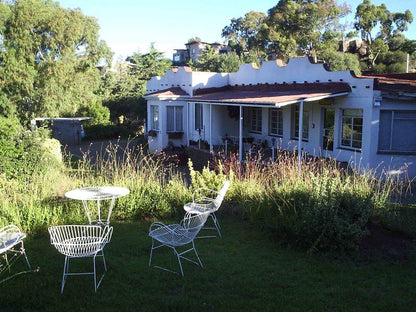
[107,198,116,224]
[82,200,92,224]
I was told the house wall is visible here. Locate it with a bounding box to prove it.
[146,57,416,178]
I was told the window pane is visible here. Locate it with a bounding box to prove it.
[176,107,183,132]
[392,119,416,151]
[341,109,362,149]
[378,111,392,151]
[195,104,203,130]
[167,107,174,131]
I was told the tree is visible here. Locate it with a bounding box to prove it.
[354,0,413,68]
[0,0,113,123]
[222,11,268,57]
[102,44,172,121]
[266,0,349,59]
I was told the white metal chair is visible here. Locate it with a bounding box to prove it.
[48,224,113,293]
[148,211,210,276]
[184,180,230,238]
[0,225,31,283]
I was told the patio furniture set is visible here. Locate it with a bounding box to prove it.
[0,181,230,293]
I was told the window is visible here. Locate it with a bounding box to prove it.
[378,110,416,153]
[292,104,309,140]
[322,108,335,151]
[195,103,203,130]
[341,109,362,149]
[150,105,159,130]
[269,108,283,136]
[249,107,262,133]
[167,106,183,132]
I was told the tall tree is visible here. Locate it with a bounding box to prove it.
[0,0,112,122]
[222,11,268,57]
[267,0,349,59]
[354,0,413,67]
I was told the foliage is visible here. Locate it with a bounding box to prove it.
[354,0,413,69]
[214,152,390,253]
[0,0,112,122]
[222,11,268,56]
[266,0,349,59]
[322,51,362,75]
[76,98,111,126]
[101,44,171,122]
[0,117,62,181]
[193,47,246,73]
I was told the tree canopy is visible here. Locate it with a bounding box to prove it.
[221,0,414,73]
[0,0,112,122]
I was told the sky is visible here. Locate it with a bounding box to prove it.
[57,0,416,61]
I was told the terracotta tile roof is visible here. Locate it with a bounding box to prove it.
[191,82,351,105]
[362,73,416,93]
[144,87,190,97]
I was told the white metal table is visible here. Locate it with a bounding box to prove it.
[65,186,130,225]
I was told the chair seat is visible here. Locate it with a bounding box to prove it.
[149,224,191,246]
[0,233,26,254]
[55,236,104,258]
[184,202,214,214]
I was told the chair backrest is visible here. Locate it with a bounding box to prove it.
[48,225,113,257]
[212,180,230,210]
[181,212,210,239]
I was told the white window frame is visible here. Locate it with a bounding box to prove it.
[378,110,416,154]
[166,106,183,132]
[292,104,309,141]
[341,109,363,149]
[249,107,262,133]
[195,103,203,131]
[150,105,159,131]
[269,108,283,136]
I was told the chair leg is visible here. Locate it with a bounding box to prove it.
[192,241,203,268]
[61,256,69,294]
[211,213,222,238]
[93,255,97,292]
[149,239,154,267]
[20,241,31,269]
[173,247,184,277]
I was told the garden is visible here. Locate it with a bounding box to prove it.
[1,129,416,311]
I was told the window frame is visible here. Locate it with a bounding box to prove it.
[166,105,183,133]
[195,103,203,131]
[378,110,416,154]
[291,104,309,141]
[150,105,159,131]
[340,109,363,150]
[248,107,262,133]
[269,108,283,137]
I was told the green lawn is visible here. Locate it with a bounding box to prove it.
[2,216,416,312]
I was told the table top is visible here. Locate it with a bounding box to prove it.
[65,186,130,201]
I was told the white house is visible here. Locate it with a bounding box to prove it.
[144,57,416,178]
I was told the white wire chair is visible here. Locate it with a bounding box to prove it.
[0,225,31,283]
[148,211,210,276]
[48,224,113,293]
[183,180,230,238]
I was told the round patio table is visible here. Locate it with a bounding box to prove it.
[65,186,130,225]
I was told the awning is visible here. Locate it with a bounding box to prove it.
[190,82,351,107]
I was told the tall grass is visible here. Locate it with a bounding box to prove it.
[212,150,402,253]
[0,138,412,253]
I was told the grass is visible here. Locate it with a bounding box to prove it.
[2,216,416,312]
